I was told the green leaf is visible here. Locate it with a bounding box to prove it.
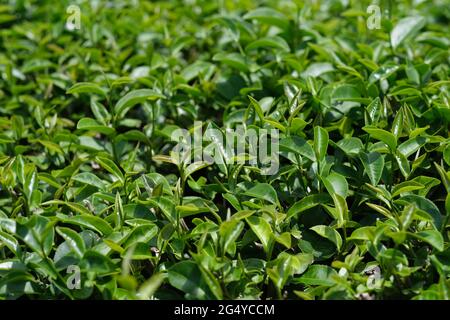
[184,161,210,179]
[0,230,20,255]
[114,89,165,118]
[294,265,338,286]
[248,95,264,122]
[245,36,290,52]
[323,172,348,198]
[280,136,316,161]
[331,193,348,227]
[360,152,384,186]
[95,156,124,184]
[212,53,249,73]
[363,126,397,151]
[90,100,111,125]
[67,82,107,97]
[268,252,313,289]
[137,273,165,300]
[336,137,363,157]
[56,227,86,258]
[310,225,342,251]
[72,172,106,190]
[396,195,443,230]
[314,126,329,161]
[243,7,289,29]
[392,181,424,198]
[348,226,376,241]
[15,216,54,257]
[77,118,116,135]
[369,65,400,84]
[410,230,444,252]
[398,137,427,158]
[391,16,427,49]
[243,183,278,205]
[302,62,334,78]
[246,216,273,254]
[42,200,93,215]
[405,62,420,85]
[275,232,291,249]
[114,192,124,229]
[147,196,177,223]
[37,140,64,154]
[287,194,332,219]
[444,145,450,166]
[196,262,223,300]
[446,193,450,216]
[104,239,124,254]
[180,61,215,82]
[434,162,450,193]
[378,248,409,271]
[219,219,244,256]
[57,214,113,236]
[391,109,404,138]
[80,250,116,274]
[395,151,411,178]
[332,84,363,102]
[122,224,158,249]
[2,0,449,301]
[168,261,214,300]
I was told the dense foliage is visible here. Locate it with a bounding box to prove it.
[0,0,449,300]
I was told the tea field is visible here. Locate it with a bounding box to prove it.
[0,0,449,300]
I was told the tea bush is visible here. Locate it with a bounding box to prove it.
[0,0,449,300]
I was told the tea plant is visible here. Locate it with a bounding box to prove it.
[0,0,449,300]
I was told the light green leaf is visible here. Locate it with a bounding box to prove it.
[42,200,93,215]
[72,172,106,190]
[168,261,214,300]
[287,194,332,219]
[409,230,444,252]
[310,225,342,251]
[57,214,113,236]
[212,53,249,72]
[243,183,278,205]
[56,227,86,258]
[391,16,426,49]
[363,126,397,151]
[67,82,107,97]
[248,95,264,121]
[77,118,116,135]
[246,216,273,254]
[323,172,348,198]
[280,136,316,161]
[243,7,289,29]
[219,220,244,256]
[245,36,290,52]
[444,145,450,166]
[90,100,111,125]
[395,151,411,178]
[336,137,363,157]
[294,265,338,286]
[114,89,165,118]
[0,230,20,255]
[392,181,424,198]
[360,152,384,185]
[314,126,329,161]
[397,136,427,158]
[95,156,125,184]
